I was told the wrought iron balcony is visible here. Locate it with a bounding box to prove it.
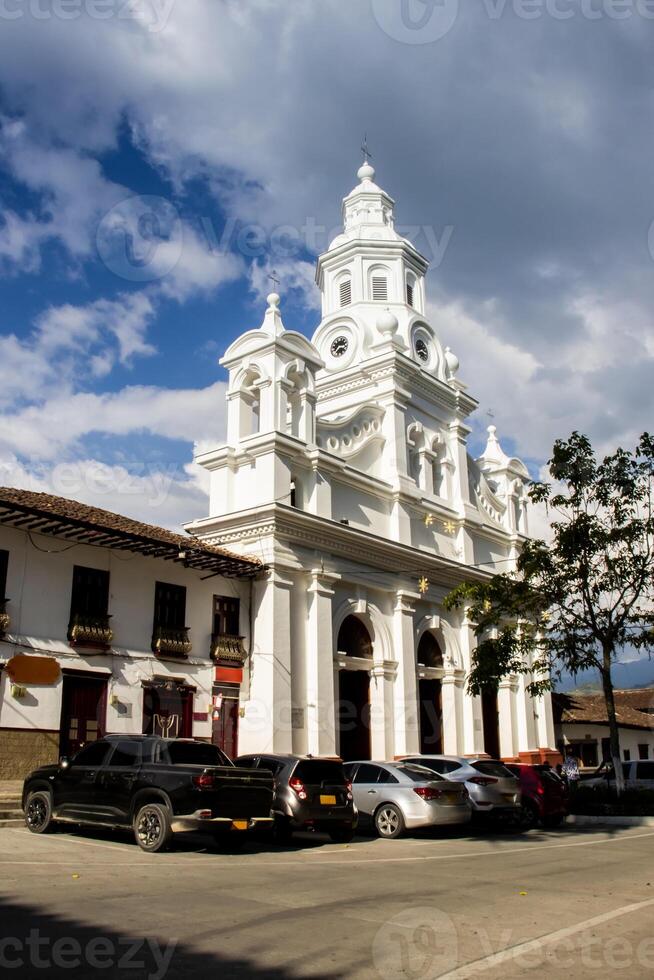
[0,598,9,637]
[210,633,246,665]
[68,612,113,649]
[152,625,192,658]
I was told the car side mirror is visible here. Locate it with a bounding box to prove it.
[60,757,70,769]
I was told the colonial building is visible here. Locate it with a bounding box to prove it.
[553,690,654,770]
[187,160,558,764]
[0,488,259,778]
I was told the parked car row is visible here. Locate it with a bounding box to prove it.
[22,737,569,852]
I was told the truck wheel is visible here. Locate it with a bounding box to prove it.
[25,790,55,834]
[375,804,405,839]
[134,803,173,853]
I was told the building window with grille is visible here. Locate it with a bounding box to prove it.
[0,549,8,598]
[152,582,191,657]
[0,550,8,636]
[211,596,244,665]
[339,278,352,307]
[68,565,112,649]
[213,595,240,637]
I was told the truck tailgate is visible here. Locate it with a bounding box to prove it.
[194,767,273,818]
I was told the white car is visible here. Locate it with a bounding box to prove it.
[582,760,654,789]
[343,761,471,838]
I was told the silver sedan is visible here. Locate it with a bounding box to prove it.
[343,761,471,839]
[402,755,521,819]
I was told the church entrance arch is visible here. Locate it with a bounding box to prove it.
[417,632,443,755]
[336,615,372,761]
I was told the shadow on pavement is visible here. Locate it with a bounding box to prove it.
[0,896,344,979]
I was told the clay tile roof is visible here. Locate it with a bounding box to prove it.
[0,487,261,578]
[553,690,654,731]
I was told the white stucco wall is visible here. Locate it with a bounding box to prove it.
[0,523,252,743]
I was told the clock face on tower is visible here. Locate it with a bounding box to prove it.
[415,337,430,363]
[330,335,349,358]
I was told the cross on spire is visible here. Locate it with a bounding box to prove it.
[268,269,280,290]
[361,134,373,164]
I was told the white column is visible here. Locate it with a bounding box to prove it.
[498,678,518,760]
[393,591,420,756]
[459,620,485,754]
[515,673,539,759]
[441,672,463,754]
[536,691,557,755]
[306,571,337,757]
[370,662,396,760]
[240,567,293,754]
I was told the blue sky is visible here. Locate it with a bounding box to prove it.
[1,3,653,683]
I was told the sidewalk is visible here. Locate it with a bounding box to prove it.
[0,780,23,800]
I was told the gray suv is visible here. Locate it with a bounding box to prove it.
[235,754,357,843]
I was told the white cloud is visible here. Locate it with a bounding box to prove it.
[0,380,227,459]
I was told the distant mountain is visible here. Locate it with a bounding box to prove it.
[555,656,654,693]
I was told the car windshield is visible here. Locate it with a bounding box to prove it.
[472,761,516,779]
[293,761,347,784]
[166,742,232,767]
[395,764,442,783]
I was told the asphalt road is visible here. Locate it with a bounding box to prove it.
[1,822,654,979]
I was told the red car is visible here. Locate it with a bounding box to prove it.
[506,763,569,829]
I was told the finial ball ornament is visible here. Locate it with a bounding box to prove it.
[267,292,280,308]
[377,309,399,336]
[444,346,460,378]
[358,161,375,182]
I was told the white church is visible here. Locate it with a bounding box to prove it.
[187,159,558,765]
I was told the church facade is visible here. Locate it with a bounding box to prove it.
[188,160,558,764]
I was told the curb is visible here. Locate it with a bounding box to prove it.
[566,814,654,828]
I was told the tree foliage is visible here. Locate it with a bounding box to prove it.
[445,432,654,791]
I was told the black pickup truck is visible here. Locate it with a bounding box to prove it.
[22,735,274,852]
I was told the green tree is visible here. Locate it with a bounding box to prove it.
[445,432,654,794]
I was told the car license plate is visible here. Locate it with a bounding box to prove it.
[232,820,248,831]
[504,794,516,803]
[444,792,460,804]
[320,795,337,805]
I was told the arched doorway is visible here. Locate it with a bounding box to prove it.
[336,615,372,761]
[417,633,443,755]
[481,686,500,759]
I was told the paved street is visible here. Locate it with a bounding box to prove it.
[1,824,654,979]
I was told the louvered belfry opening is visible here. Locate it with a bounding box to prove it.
[406,282,414,307]
[339,279,352,307]
[372,276,388,301]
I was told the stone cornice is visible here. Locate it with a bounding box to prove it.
[189,504,493,586]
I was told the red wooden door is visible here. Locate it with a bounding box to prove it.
[60,674,108,756]
[212,697,239,759]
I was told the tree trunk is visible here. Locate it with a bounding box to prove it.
[600,651,624,797]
